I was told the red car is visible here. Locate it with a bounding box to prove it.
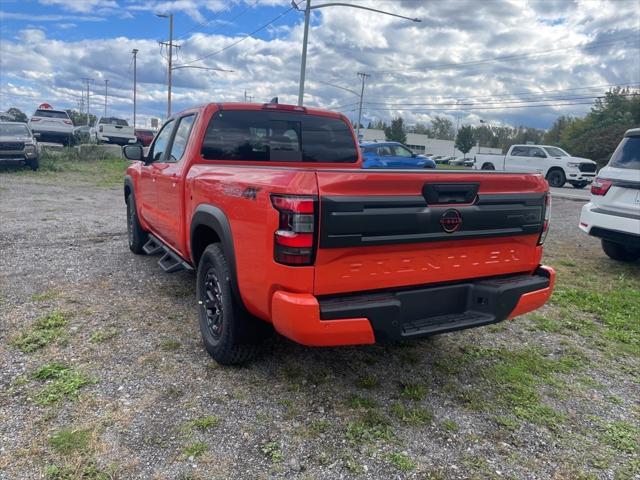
[123,102,555,365]
[134,128,155,146]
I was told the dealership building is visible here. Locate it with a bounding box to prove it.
[359,129,502,158]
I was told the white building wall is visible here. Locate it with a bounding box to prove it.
[360,129,502,158]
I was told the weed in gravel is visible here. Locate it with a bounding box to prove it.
[399,381,428,401]
[355,374,380,389]
[89,328,118,344]
[183,441,208,458]
[342,454,365,474]
[441,419,460,433]
[49,428,92,454]
[182,416,220,432]
[261,441,283,463]
[390,403,433,425]
[493,415,520,431]
[602,421,638,453]
[387,452,416,472]
[159,338,181,351]
[396,349,420,365]
[307,420,330,436]
[347,394,378,409]
[528,313,563,333]
[10,311,68,353]
[31,290,58,302]
[33,363,96,405]
[345,410,393,444]
[44,462,113,480]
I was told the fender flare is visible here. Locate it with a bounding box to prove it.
[124,174,134,202]
[190,204,241,301]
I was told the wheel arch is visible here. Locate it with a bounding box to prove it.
[481,162,495,170]
[124,175,134,202]
[190,205,241,301]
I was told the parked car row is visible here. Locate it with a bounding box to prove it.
[0,121,41,170]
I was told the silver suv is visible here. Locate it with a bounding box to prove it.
[0,122,40,170]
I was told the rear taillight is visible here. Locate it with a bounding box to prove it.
[63,120,72,125]
[31,118,41,122]
[591,177,612,196]
[538,192,551,245]
[271,194,317,266]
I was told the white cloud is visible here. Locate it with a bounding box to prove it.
[38,0,119,13]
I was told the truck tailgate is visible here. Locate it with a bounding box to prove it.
[314,170,548,296]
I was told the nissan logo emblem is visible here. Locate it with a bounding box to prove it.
[440,209,462,233]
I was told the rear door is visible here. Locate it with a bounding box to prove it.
[506,146,536,172]
[314,171,548,295]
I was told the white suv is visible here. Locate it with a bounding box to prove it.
[28,107,74,146]
[579,128,640,262]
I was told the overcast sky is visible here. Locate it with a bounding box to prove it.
[0,0,638,129]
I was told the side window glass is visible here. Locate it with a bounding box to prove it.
[167,115,195,163]
[530,147,545,159]
[149,120,175,163]
[378,147,391,156]
[511,147,526,157]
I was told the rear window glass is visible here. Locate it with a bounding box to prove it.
[0,124,29,135]
[99,117,129,126]
[33,109,69,119]
[201,110,357,163]
[609,136,640,170]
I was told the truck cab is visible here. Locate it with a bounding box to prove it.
[475,144,598,188]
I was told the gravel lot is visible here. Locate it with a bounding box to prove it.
[1,168,638,480]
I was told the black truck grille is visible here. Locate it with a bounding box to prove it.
[0,142,24,151]
[579,163,597,173]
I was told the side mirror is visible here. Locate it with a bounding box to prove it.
[123,144,143,161]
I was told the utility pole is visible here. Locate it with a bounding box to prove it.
[82,78,94,125]
[132,49,138,128]
[356,72,370,140]
[104,79,108,117]
[157,13,176,118]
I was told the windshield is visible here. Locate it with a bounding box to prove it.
[609,136,640,170]
[0,124,29,136]
[100,117,129,126]
[544,147,569,157]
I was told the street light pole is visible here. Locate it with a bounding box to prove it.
[132,49,138,128]
[157,13,174,118]
[356,72,370,140]
[293,1,420,106]
[104,79,108,117]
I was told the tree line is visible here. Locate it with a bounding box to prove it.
[366,87,639,164]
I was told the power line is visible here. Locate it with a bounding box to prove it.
[368,35,638,75]
[175,3,229,40]
[178,5,296,66]
[180,0,260,43]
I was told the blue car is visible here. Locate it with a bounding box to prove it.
[360,141,436,169]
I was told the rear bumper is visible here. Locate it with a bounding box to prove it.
[271,266,555,346]
[580,202,640,245]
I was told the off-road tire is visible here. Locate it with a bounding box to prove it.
[196,244,264,365]
[601,239,640,262]
[546,169,566,188]
[126,195,148,254]
[481,163,495,170]
[29,158,39,171]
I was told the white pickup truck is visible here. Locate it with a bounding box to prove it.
[474,144,598,188]
[91,116,137,146]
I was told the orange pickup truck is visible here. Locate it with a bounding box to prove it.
[123,102,555,365]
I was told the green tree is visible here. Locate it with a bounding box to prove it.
[6,107,28,122]
[430,116,455,140]
[384,117,407,143]
[455,125,475,157]
[65,109,96,127]
[409,122,431,136]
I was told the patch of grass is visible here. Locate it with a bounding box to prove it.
[347,394,378,409]
[33,363,96,405]
[441,419,460,433]
[182,415,220,432]
[10,311,68,353]
[355,375,380,389]
[183,441,208,458]
[49,428,92,455]
[31,290,58,302]
[602,421,638,453]
[399,381,428,401]
[308,419,330,435]
[529,313,563,333]
[44,462,112,480]
[89,328,118,344]
[390,403,433,425]
[552,286,640,353]
[558,259,577,267]
[345,410,393,444]
[493,415,520,431]
[159,338,181,351]
[387,452,416,472]
[260,441,283,463]
[342,454,365,474]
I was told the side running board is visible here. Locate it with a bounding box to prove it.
[143,234,194,273]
